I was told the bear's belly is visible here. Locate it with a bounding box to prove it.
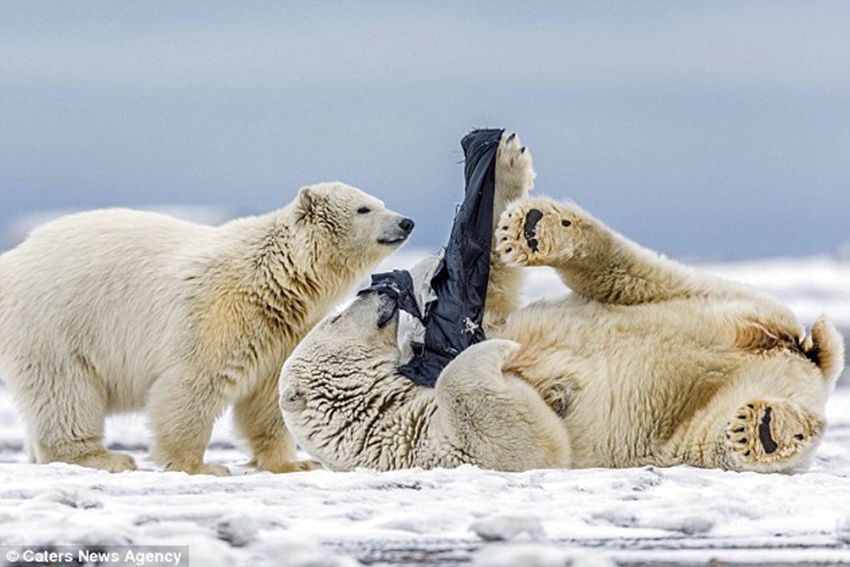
[501,299,739,468]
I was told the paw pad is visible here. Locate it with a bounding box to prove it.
[757,407,778,454]
[523,209,544,253]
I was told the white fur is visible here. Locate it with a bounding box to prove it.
[0,182,412,474]
[494,196,843,473]
[280,293,571,472]
[281,136,844,474]
[281,133,570,472]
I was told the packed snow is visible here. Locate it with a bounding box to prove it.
[1,251,849,566]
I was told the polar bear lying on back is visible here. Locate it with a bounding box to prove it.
[280,135,844,473]
[0,182,413,474]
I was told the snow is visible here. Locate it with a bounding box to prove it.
[1,252,850,566]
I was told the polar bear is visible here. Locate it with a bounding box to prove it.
[0,182,413,474]
[280,293,571,471]
[281,136,844,474]
[280,134,570,471]
[494,196,843,472]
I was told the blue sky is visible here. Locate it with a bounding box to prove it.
[2,1,849,258]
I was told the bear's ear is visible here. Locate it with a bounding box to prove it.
[295,186,327,223]
[295,187,314,220]
[800,316,846,382]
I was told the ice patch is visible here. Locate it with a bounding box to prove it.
[471,543,615,567]
[470,514,547,542]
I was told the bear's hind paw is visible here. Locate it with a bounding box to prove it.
[724,399,825,472]
[495,132,535,200]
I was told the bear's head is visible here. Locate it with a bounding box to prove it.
[722,315,844,472]
[291,182,414,275]
[279,291,405,468]
[734,315,845,388]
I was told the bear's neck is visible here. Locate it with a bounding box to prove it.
[230,209,360,339]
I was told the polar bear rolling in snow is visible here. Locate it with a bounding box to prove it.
[0,182,413,474]
[280,134,844,474]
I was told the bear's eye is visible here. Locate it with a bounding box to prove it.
[561,219,572,227]
[357,206,372,215]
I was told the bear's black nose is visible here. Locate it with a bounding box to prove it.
[399,218,415,233]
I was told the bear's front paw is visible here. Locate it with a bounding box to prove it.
[495,132,535,201]
[725,399,825,472]
[74,450,137,473]
[495,198,585,267]
[259,459,323,474]
[183,462,231,476]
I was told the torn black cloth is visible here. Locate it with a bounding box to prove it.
[361,128,503,387]
[365,269,419,322]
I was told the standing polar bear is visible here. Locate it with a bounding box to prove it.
[0,182,413,474]
[280,135,844,474]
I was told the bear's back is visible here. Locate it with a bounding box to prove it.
[0,209,215,388]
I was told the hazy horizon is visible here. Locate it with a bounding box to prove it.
[2,1,849,260]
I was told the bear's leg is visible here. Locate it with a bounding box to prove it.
[722,398,826,473]
[492,132,536,220]
[484,132,536,332]
[17,359,135,472]
[147,372,230,476]
[434,339,571,471]
[233,373,320,473]
[496,197,700,305]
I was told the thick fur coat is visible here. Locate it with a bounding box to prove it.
[281,135,844,474]
[0,182,413,474]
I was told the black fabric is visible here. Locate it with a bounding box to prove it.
[361,128,503,387]
[363,269,419,320]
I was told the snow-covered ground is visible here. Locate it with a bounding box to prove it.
[1,252,849,566]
